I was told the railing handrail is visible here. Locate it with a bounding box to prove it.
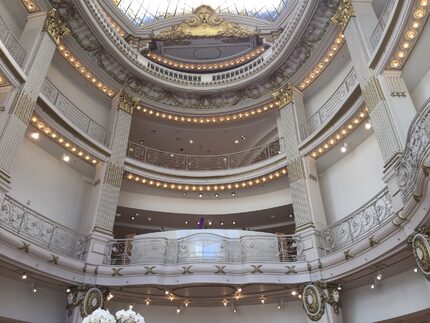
[299,67,357,140]
[129,138,283,160]
[41,78,109,146]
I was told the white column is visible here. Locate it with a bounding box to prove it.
[343,16,403,165]
[84,91,136,264]
[351,0,378,55]
[0,9,68,204]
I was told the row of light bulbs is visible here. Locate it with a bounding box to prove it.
[310,108,370,159]
[389,0,429,69]
[125,168,287,192]
[57,43,116,97]
[146,47,265,72]
[30,115,99,165]
[298,33,345,90]
[20,0,40,13]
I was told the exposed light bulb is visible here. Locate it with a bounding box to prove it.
[413,267,418,273]
[337,283,342,291]
[165,290,170,295]
[176,307,181,314]
[33,288,37,293]
[340,143,348,153]
[365,121,372,130]
[22,274,27,280]
[129,305,133,310]
[291,290,297,296]
[223,300,228,307]
[376,271,382,281]
[62,154,70,162]
[66,288,71,293]
[370,284,375,289]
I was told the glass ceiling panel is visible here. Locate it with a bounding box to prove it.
[113,0,288,25]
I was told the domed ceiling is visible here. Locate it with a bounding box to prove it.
[114,0,289,25]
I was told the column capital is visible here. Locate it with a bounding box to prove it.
[116,90,139,114]
[272,83,294,109]
[44,9,70,45]
[331,0,355,31]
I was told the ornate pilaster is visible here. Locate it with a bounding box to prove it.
[274,86,326,232]
[0,10,68,198]
[343,17,403,165]
[90,90,137,235]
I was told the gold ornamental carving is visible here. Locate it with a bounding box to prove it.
[409,228,430,279]
[272,83,294,108]
[44,9,70,45]
[302,284,325,321]
[331,0,355,31]
[117,90,139,114]
[155,5,256,40]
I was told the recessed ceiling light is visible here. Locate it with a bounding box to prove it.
[182,192,187,196]
[365,121,372,130]
[135,213,140,216]
[147,217,152,221]
[170,153,175,157]
[208,221,212,226]
[131,216,135,220]
[232,221,236,225]
[231,192,236,197]
[341,143,348,153]
[234,139,239,144]
[270,215,276,219]
[189,139,194,144]
[215,193,219,198]
[198,193,203,198]
[30,132,40,140]
[22,274,27,280]
[220,221,224,226]
[184,221,188,225]
[289,214,294,218]
[116,213,121,217]
[62,154,70,162]
[140,139,144,144]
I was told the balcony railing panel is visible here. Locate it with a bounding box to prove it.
[0,16,26,66]
[370,0,397,51]
[127,139,283,171]
[0,196,87,260]
[104,233,303,265]
[41,79,109,146]
[320,188,394,255]
[300,68,358,141]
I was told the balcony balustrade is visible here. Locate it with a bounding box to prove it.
[0,16,26,66]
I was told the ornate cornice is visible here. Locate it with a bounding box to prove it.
[272,83,294,108]
[155,5,256,40]
[331,0,355,31]
[44,9,70,45]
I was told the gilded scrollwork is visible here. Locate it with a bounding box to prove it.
[155,5,256,40]
[44,9,70,45]
[331,0,355,31]
[272,83,293,108]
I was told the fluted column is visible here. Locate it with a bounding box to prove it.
[334,2,403,165]
[0,9,68,202]
[274,85,327,232]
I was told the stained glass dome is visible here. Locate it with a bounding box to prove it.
[113,0,288,25]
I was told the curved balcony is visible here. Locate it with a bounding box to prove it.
[299,67,359,142]
[0,195,87,260]
[0,16,26,67]
[104,231,303,266]
[127,139,284,171]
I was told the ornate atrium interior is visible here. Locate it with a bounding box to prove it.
[0,0,430,322]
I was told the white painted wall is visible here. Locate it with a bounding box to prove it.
[118,188,292,215]
[47,53,112,129]
[0,275,67,323]
[319,134,385,224]
[106,301,307,323]
[411,68,430,111]
[9,138,92,231]
[0,0,27,39]
[342,269,430,323]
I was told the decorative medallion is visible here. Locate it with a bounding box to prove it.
[81,287,104,317]
[155,5,256,40]
[412,233,430,278]
[302,284,325,321]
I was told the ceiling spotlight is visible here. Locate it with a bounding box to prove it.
[291,290,297,296]
[413,267,418,273]
[365,121,372,130]
[337,283,342,291]
[176,307,181,314]
[33,288,37,293]
[184,300,190,307]
[232,221,236,225]
[30,132,40,140]
[234,139,239,144]
[145,298,150,306]
[231,192,236,197]
[165,290,170,295]
[107,293,114,301]
[131,216,135,220]
[189,139,194,144]
[223,300,228,307]
[182,192,187,196]
[22,274,27,280]
[237,287,242,293]
[147,217,152,221]
[62,154,70,162]
[376,271,382,281]
[66,288,71,293]
[215,193,219,198]
[198,193,203,198]
[220,221,224,226]
[340,143,348,153]
[184,221,188,225]
[370,284,375,289]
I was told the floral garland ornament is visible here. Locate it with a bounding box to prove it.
[82,308,116,323]
[409,227,430,280]
[116,309,146,323]
[301,284,325,321]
